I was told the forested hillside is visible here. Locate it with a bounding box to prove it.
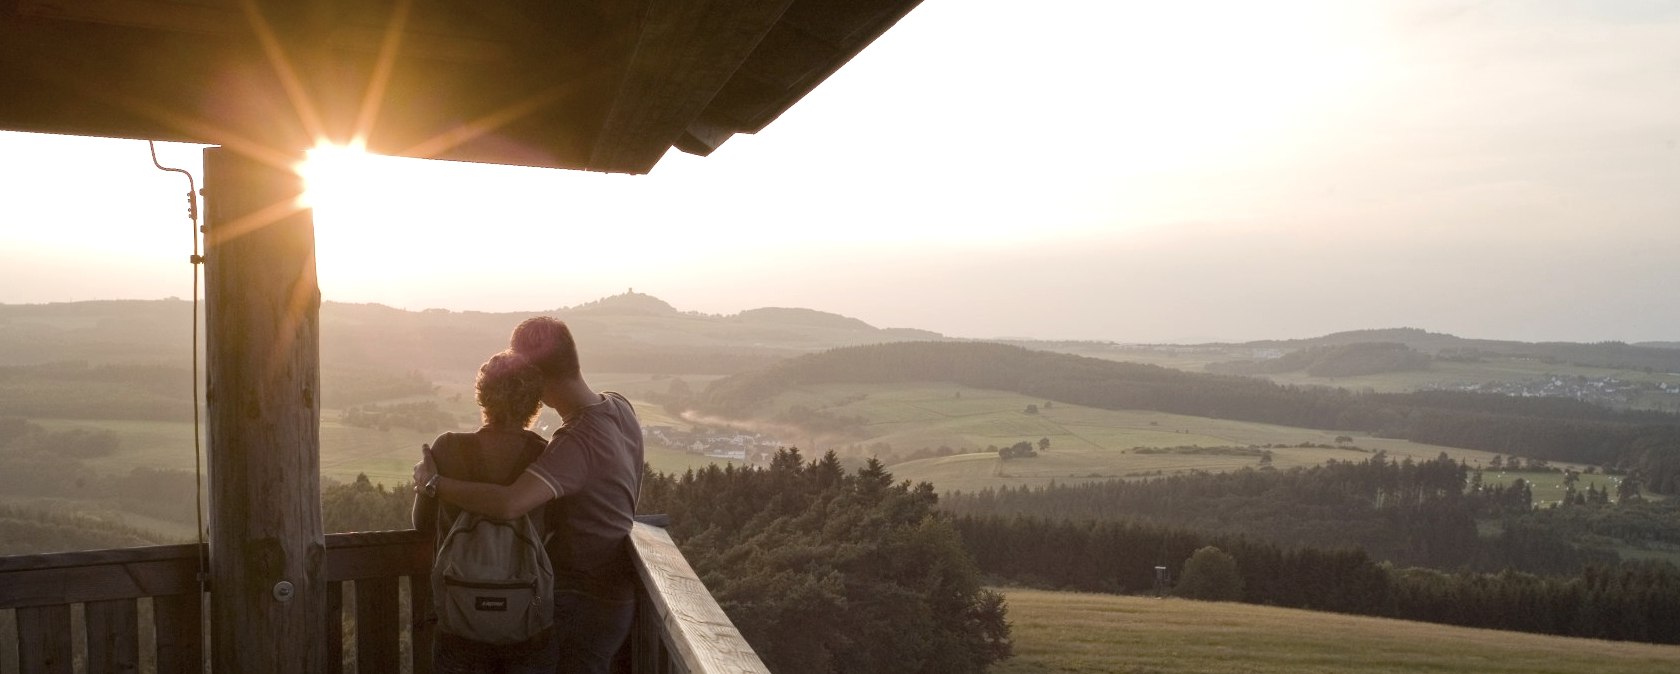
[942,454,1680,575]
[1206,341,1432,376]
[700,342,1680,493]
[638,450,1011,673]
[1214,327,1680,373]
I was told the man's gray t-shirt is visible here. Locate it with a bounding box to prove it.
[524,392,643,600]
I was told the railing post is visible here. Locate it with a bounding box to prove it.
[203,146,327,671]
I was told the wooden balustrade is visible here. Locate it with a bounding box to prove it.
[0,523,764,674]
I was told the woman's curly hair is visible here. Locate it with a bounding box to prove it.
[476,350,544,428]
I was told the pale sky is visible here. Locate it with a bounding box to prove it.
[3,1,1678,343]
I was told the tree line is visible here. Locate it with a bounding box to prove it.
[637,450,1011,673]
[941,454,1679,576]
[954,513,1680,644]
[698,342,1680,493]
[1206,341,1432,377]
[339,400,462,434]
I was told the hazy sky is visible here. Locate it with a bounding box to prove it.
[3,1,1678,343]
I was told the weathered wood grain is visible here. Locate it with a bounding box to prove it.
[633,588,666,674]
[0,545,198,609]
[628,523,769,674]
[356,577,400,671]
[85,599,140,673]
[0,524,766,673]
[323,530,430,581]
[16,604,72,674]
[410,574,435,674]
[588,0,794,172]
[326,581,345,674]
[151,592,202,674]
[203,146,327,672]
[0,531,428,611]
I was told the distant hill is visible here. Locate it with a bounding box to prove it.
[565,291,679,316]
[733,307,870,330]
[1203,327,1680,373]
[0,292,949,381]
[1206,342,1432,377]
[699,341,1680,493]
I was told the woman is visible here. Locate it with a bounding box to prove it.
[413,350,559,673]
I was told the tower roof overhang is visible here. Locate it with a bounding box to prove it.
[0,0,921,173]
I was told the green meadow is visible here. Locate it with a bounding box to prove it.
[994,589,1680,674]
[1481,469,1630,507]
[758,383,1519,494]
[28,372,737,491]
[18,375,1645,531]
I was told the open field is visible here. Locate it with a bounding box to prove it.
[993,588,1680,674]
[759,383,1532,494]
[1052,346,1680,411]
[1265,358,1680,396]
[25,373,735,485]
[15,373,739,540]
[1482,470,1630,507]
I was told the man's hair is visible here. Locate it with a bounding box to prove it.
[476,350,543,427]
[510,316,581,379]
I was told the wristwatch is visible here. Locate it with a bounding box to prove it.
[422,474,439,498]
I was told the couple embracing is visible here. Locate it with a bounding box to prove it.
[412,317,644,674]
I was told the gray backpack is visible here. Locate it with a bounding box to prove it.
[431,483,554,643]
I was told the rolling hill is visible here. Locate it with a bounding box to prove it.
[0,290,948,375]
[693,341,1680,493]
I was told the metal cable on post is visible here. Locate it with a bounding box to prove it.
[148,140,208,604]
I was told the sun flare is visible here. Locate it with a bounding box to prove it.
[297,141,374,211]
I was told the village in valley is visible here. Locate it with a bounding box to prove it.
[643,424,785,464]
[1439,375,1680,408]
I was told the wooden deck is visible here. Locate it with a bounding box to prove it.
[0,523,766,674]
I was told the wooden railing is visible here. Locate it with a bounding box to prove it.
[0,523,766,674]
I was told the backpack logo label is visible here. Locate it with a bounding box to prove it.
[475,596,508,612]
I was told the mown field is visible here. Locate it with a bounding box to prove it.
[993,589,1680,674]
[757,383,1534,494]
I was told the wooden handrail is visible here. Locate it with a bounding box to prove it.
[628,523,769,674]
[0,531,432,610]
[0,543,200,609]
[0,524,763,674]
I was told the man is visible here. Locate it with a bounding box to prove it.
[415,316,644,674]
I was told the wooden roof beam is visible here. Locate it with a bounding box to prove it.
[586,0,795,173]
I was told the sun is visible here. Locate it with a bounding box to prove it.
[296,141,375,211]
[294,140,433,251]
[295,141,441,290]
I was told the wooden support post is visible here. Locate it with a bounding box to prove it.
[202,146,326,671]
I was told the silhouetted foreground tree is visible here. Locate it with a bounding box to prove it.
[640,449,1012,673]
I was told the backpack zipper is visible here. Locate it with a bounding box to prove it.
[443,575,539,591]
